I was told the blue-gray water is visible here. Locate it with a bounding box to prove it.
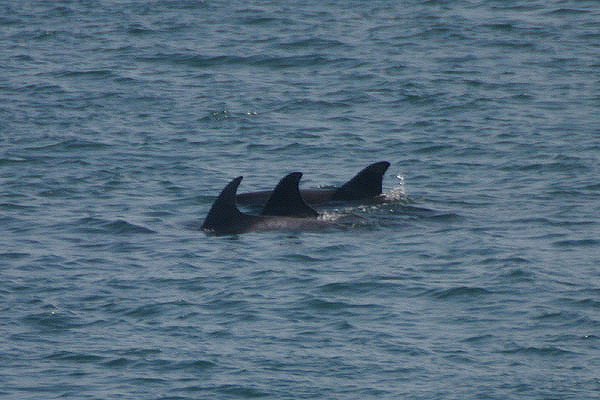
[2,0,600,398]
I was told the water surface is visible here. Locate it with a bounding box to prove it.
[2,0,599,398]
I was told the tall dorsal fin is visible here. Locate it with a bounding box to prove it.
[332,161,390,201]
[261,172,318,218]
[201,176,245,232]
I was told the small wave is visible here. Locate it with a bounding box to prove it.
[577,32,600,41]
[546,8,589,15]
[573,298,600,309]
[0,252,29,260]
[0,157,28,166]
[582,183,600,191]
[44,350,104,363]
[125,303,164,318]
[496,268,534,282]
[23,310,81,331]
[533,311,574,321]
[25,139,111,152]
[236,16,285,25]
[415,144,454,154]
[318,280,400,295]
[103,357,132,368]
[306,298,377,311]
[55,69,115,78]
[148,359,216,371]
[553,239,599,248]
[175,359,217,370]
[22,83,65,94]
[484,256,530,265]
[118,348,162,357]
[136,52,357,70]
[274,98,350,112]
[480,23,515,32]
[484,40,538,50]
[502,161,590,172]
[407,27,465,41]
[72,217,155,235]
[0,16,20,26]
[279,253,323,263]
[277,37,348,50]
[509,217,552,225]
[510,217,596,229]
[38,188,78,198]
[500,345,576,357]
[125,377,169,386]
[0,202,37,211]
[104,220,156,234]
[155,0,209,10]
[423,286,492,299]
[205,298,249,310]
[216,384,271,398]
[462,334,495,343]
[46,6,75,17]
[427,212,462,222]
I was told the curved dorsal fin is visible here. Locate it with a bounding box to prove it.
[261,172,318,218]
[201,176,245,232]
[332,161,390,201]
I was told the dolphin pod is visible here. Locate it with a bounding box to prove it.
[201,172,330,235]
[201,161,390,235]
[236,161,390,206]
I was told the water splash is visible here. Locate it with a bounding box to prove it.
[384,174,407,202]
[318,210,369,228]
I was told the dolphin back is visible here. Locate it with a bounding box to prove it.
[202,176,258,234]
[332,161,390,201]
[261,172,318,218]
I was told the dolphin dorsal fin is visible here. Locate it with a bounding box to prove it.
[331,161,390,201]
[261,172,318,218]
[201,176,245,232]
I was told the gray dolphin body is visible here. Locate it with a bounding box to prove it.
[236,161,390,207]
[202,173,332,235]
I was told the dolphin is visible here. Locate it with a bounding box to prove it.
[236,161,390,207]
[202,172,332,235]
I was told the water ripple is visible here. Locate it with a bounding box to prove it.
[423,286,492,300]
[2,0,600,398]
[70,217,155,235]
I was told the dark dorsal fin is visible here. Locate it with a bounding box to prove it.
[331,161,390,201]
[261,172,318,218]
[201,176,245,232]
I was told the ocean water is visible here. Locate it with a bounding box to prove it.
[2,0,600,398]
